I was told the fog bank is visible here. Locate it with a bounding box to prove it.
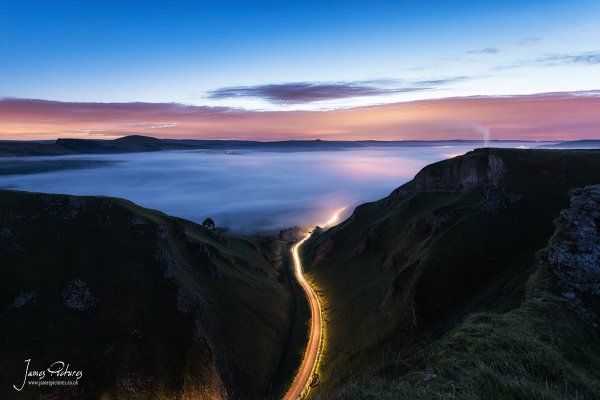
[0,144,531,233]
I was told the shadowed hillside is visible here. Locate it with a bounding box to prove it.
[0,190,298,399]
[302,148,600,399]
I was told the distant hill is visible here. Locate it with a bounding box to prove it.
[55,135,192,153]
[0,135,545,157]
[302,148,600,398]
[0,190,301,399]
[540,139,600,149]
[0,141,74,157]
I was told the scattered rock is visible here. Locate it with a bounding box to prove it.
[0,227,11,239]
[397,380,411,389]
[62,279,98,311]
[420,372,438,382]
[279,226,304,242]
[486,152,505,188]
[426,210,459,234]
[547,185,600,295]
[199,244,223,278]
[65,197,86,219]
[315,238,333,264]
[7,291,36,310]
[0,226,24,253]
[562,291,576,300]
[546,185,600,322]
[129,214,147,225]
[265,239,282,258]
[176,289,203,313]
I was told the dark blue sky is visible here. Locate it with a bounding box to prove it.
[1,1,599,109]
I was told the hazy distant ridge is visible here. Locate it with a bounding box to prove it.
[0,134,566,157]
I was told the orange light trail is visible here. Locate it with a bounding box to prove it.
[282,207,345,400]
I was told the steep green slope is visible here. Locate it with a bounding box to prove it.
[302,148,600,398]
[0,190,294,399]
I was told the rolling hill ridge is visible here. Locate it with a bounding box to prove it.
[302,148,600,399]
[0,190,301,399]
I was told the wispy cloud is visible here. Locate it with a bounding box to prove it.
[415,76,471,86]
[466,47,499,55]
[515,37,542,46]
[535,52,600,65]
[206,77,470,104]
[493,51,600,70]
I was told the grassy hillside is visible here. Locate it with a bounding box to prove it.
[0,190,296,399]
[302,148,600,398]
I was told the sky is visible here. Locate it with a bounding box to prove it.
[1,0,600,140]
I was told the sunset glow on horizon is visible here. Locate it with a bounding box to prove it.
[1,91,599,142]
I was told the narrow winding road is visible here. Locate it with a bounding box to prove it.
[282,232,322,400]
[282,208,345,400]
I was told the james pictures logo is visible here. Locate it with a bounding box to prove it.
[13,359,83,391]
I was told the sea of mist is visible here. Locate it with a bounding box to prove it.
[0,143,536,233]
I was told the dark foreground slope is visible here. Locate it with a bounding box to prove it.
[302,148,600,399]
[0,190,295,399]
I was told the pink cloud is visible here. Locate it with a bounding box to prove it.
[1,91,599,141]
